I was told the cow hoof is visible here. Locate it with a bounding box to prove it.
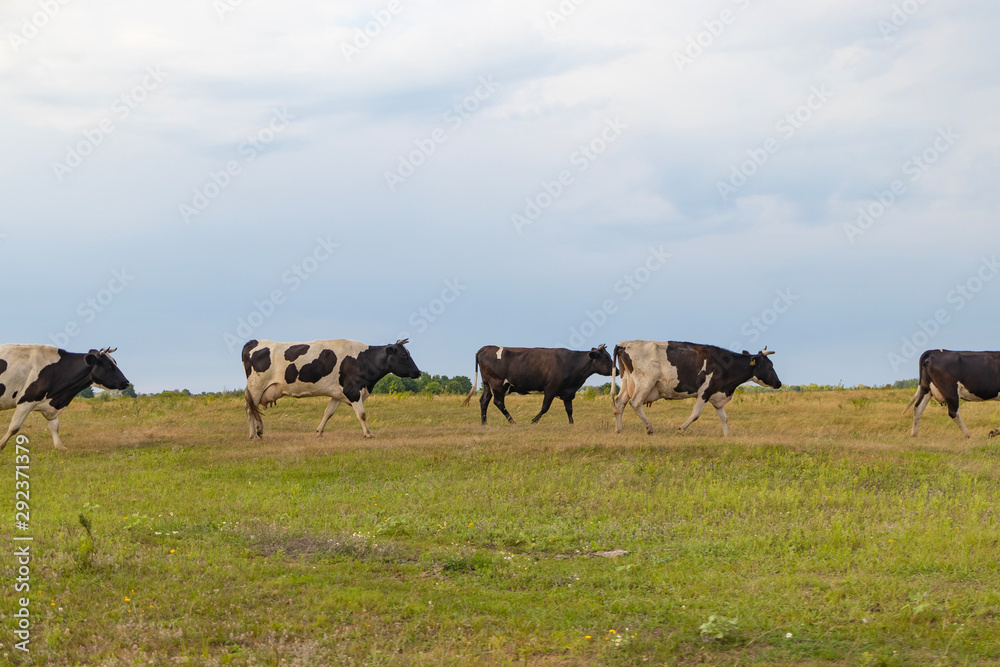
[989,429,1000,439]
[315,432,324,438]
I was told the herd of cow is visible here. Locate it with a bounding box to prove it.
[2,339,1000,452]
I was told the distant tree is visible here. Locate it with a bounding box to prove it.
[77,387,95,398]
[122,384,137,398]
[424,381,443,395]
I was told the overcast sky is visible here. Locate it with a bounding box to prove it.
[2,0,998,393]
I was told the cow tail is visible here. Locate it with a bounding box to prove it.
[610,346,619,411]
[903,350,933,414]
[461,356,479,406]
[245,387,263,422]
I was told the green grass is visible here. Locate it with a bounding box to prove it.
[3,388,1000,665]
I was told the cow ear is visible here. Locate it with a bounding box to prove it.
[85,353,98,366]
[742,350,750,356]
[589,349,600,359]
[385,346,396,356]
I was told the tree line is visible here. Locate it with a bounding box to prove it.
[372,372,472,395]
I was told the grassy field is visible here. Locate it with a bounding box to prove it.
[3,388,1000,666]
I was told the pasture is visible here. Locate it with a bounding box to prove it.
[4,388,1000,665]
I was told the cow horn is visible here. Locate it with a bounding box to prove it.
[598,344,607,351]
[99,347,117,355]
[760,346,775,356]
[396,338,409,346]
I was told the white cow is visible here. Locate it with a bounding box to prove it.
[242,338,421,439]
[611,340,780,436]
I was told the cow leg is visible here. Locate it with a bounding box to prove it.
[0,404,35,451]
[479,384,493,425]
[493,388,516,425]
[38,405,67,451]
[530,393,557,424]
[709,394,733,437]
[619,375,655,434]
[316,398,342,437]
[911,390,931,437]
[562,397,574,424]
[678,398,709,433]
[245,388,264,440]
[628,397,655,435]
[946,400,972,438]
[350,400,374,438]
[613,379,631,433]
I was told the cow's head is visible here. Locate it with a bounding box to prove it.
[385,339,421,379]
[743,347,781,389]
[589,344,614,376]
[87,347,131,391]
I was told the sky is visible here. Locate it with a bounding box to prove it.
[1,0,999,393]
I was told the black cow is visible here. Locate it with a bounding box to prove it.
[461,345,614,424]
[0,345,130,451]
[242,338,421,439]
[906,349,1000,438]
[612,340,781,435]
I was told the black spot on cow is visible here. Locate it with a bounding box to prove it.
[665,344,709,394]
[338,351,373,403]
[0,383,5,399]
[299,349,338,384]
[241,340,259,377]
[250,347,272,374]
[285,364,299,384]
[285,344,310,362]
[0,359,7,375]
[19,350,99,410]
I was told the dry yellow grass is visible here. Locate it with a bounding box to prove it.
[4,388,1000,665]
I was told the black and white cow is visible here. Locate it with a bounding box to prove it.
[0,345,130,451]
[611,340,781,436]
[242,338,421,439]
[461,345,614,424]
[906,349,1000,438]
